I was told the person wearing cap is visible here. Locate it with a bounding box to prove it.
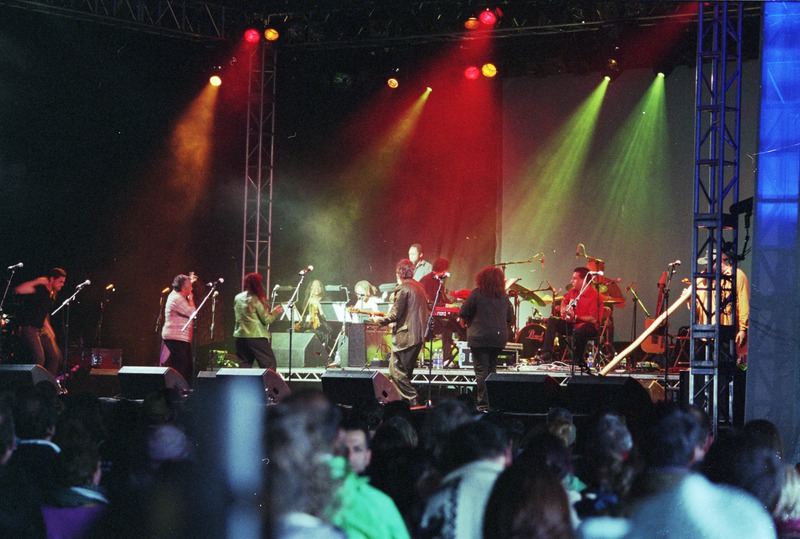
[695,246,749,365]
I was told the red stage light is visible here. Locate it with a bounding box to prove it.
[464,66,481,80]
[479,9,497,27]
[244,29,260,43]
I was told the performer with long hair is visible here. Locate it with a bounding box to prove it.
[234,273,285,370]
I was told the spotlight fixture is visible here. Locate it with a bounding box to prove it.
[387,77,399,89]
[464,66,480,80]
[264,27,280,41]
[481,63,498,78]
[479,9,497,27]
[601,46,623,82]
[209,75,222,86]
[243,28,260,43]
[464,17,479,30]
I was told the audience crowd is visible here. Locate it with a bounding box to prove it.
[0,377,797,539]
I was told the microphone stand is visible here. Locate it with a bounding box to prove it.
[662,264,678,399]
[628,284,650,372]
[565,274,598,376]
[182,281,221,383]
[52,284,90,386]
[285,273,308,379]
[424,275,448,409]
[95,287,114,348]
[0,267,20,361]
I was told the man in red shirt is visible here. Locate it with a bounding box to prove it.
[536,267,602,371]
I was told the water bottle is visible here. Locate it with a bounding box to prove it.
[334,350,341,366]
[433,349,442,369]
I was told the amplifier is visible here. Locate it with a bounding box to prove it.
[455,342,521,368]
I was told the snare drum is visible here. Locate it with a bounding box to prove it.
[516,322,546,359]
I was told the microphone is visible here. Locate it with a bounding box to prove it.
[540,255,545,268]
[668,260,681,267]
[298,265,314,275]
[588,271,604,276]
[273,284,280,292]
[76,279,91,288]
[161,287,171,294]
[105,284,115,291]
[206,277,224,287]
[626,281,636,292]
[7,262,23,270]
[433,272,450,280]
[575,245,581,259]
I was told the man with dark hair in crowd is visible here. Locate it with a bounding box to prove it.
[418,418,510,539]
[0,402,45,537]
[336,419,372,476]
[615,402,776,538]
[9,386,61,495]
[375,259,429,406]
[15,267,67,376]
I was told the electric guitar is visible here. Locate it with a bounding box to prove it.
[641,272,667,354]
[346,307,386,318]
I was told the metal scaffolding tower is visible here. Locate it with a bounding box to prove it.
[241,42,277,289]
[690,1,744,434]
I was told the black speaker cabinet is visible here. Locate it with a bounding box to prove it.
[345,324,392,367]
[214,368,291,404]
[485,373,562,414]
[117,366,189,399]
[65,368,121,398]
[0,364,58,392]
[321,370,400,405]
[565,376,653,415]
[271,333,329,368]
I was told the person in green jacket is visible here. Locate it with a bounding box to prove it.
[233,273,284,370]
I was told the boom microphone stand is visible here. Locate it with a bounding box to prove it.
[52,280,91,386]
[182,278,224,383]
[0,263,22,361]
[662,261,680,400]
[286,266,312,379]
[424,273,449,408]
[627,282,650,372]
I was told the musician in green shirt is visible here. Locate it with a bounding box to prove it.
[233,273,284,370]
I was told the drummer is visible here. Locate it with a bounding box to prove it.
[535,267,602,372]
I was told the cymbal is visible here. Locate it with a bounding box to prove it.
[508,282,546,307]
[543,295,564,304]
[599,281,626,308]
[450,289,471,301]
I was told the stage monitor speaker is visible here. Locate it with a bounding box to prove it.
[65,368,121,398]
[0,364,58,392]
[117,366,188,400]
[321,370,400,406]
[272,333,329,368]
[214,368,291,404]
[565,376,653,416]
[485,373,562,414]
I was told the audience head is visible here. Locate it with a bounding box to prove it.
[13,387,58,440]
[265,391,342,519]
[639,402,703,469]
[439,417,509,475]
[518,430,573,481]
[703,430,783,513]
[336,418,372,475]
[743,418,784,461]
[0,404,15,465]
[484,462,575,539]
